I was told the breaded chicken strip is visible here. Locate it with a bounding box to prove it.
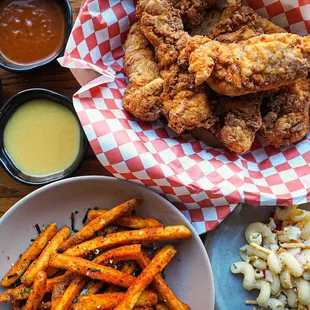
[123,22,163,121]
[183,33,310,96]
[207,1,263,42]
[210,94,263,153]
[137,0,216,133]
[172,0,216,29]
[261,78,310,148]
[188,9,222,37]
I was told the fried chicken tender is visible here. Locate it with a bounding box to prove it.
[172,0,216,29]
[188,9,221,37]
[191,0,286,44]
[207,1,263,43]
[261,78,310,148]
[123,22,163,121]
[210,94,263,153]
[184,33,310,96]
[137,0,216,133]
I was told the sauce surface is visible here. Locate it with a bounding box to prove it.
[0,0,65,65]
[4,99,81,176]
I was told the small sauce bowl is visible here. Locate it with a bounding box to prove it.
[0,0,72,72]
[0,88,87,185]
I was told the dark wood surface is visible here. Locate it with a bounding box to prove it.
[0,0,112,217]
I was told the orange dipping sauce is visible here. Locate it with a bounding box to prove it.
[0,0,66,65]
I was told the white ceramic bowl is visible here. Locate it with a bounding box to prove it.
[0,176,214,310]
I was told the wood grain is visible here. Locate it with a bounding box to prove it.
[0,0,112,217]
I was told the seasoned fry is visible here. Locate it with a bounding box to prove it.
[48,244,141,291]
[54,274,88,310]
[24,271,47,310]
[45,267,59,278]
[49,254,135,288]
[2,223,57,286]
[137,251,190,310]
[156,302,170,310]
[51,273,74,309]
[88,210,163,229]
[80,280,105,296]
[11,300,22,310]
[92,244,141,264]
[65,226,192,257]
[96,225,119,237]
[105,261,138,293]
[22,226,71,286]
[0,285,32,302]
[60,197,142,251]
[72,291,158,310]
[114,245,177,310]
[39,302,51,310]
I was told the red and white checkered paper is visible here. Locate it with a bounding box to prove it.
[58,0,310,234]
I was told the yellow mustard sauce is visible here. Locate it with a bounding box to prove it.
[3,99,81,176]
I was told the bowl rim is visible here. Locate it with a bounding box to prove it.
[0,88,88,186]
[0,0,73,72]
[0,175,215,307]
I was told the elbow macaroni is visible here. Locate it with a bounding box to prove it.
[231,206,310,309]
[231,262,256,291]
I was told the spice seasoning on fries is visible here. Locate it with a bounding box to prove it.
[0,197,192,309]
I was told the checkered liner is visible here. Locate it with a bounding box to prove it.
[58,0,310,234]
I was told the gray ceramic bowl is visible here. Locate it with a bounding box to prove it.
[0,176,214,310]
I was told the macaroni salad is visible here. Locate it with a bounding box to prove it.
[231,206,310,310]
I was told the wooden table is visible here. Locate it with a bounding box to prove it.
[0,0,111,217]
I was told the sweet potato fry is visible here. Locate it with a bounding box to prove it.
[0,285,32,302]
[71,291,158,310]
[22,226,71,286]
[51,273,74,309]
[49,254,135,288]
[45,267,59,278]
[137,251,190,310]
[60,197,142,251]
[88,210,163,229]
[0,245,141,303]
[39,302,51,310]
[0,273,67,303]
[54,274,88,310]
[65,226,192,257]
[2,223,57,286]
[11,300,22,310]
[24,271,47,310]
[50,244,141,298]
[156,302,170,310]
[96,225,119,237]
[135,290,159,307]
[105,261,138,293]
[92,244,141,264]
[80,280,105,296]
[46,272,71,292]
[115,245,177,310]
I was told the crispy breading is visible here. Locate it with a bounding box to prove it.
[137,0,216,133]
[188,9,222,37]
[186,33,310,96]
[256,17,287,34]
[207,4,262,42]
[210,94,263,153]
[172,0,216,29]
[261,78,310,148]
[123,22,163,121]
[194,1,285,44]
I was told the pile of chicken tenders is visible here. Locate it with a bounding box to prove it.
[123,0,310,154]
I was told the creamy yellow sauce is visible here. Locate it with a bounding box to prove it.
[4,99,81,176]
